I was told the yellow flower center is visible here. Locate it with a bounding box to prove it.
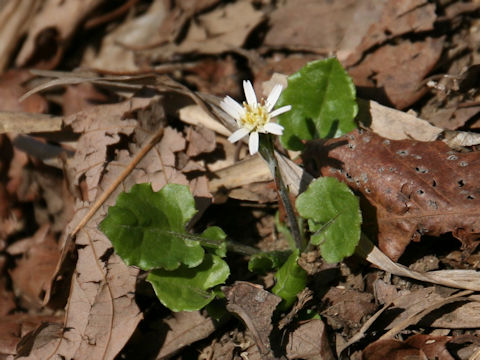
[240,102,270,132]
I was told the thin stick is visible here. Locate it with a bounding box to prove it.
[70,127,165,237]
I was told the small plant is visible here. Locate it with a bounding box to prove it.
[100,57,362,312]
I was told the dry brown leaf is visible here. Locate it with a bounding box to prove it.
[175,0,263,54]
[359,99,443,142]
[285,319,335,360]
[303,129,480,261]
[82,0,167,72]
[264,0,387,55]
[0,70,47,113]
[0,255,15,317]
[224,281,281,360]
[184,56,241,97]
[346,0,437,65]
[405,334,454,360]
[348,38,444,109]
[179,105,231,137]
[321,287,376,330]
[362,339,428,360]
[64,97,148,202]
[0,1,39,72]
[156,311,217,359]
[186,125,216,157]
[16,0,105,69]
[386,288,480,330]
[0,314,62,358]
[62,83,112,116]
[7,224,60,309]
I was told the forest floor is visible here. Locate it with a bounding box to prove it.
[2,1,480,359]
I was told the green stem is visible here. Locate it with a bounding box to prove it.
[259,135,304,250]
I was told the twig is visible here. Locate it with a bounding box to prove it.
[70,127,164,237]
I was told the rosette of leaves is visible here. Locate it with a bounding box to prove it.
[100,183,229,312]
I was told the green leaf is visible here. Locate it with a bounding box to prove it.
[201,226,227,258]
[147,254,230,312]
[296,177,362,263]
[248,250,292,273]
[99,183,204,271]
[272,249,307,309]
[277,58,358,150]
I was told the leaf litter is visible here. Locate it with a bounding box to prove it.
[2,0,480,359]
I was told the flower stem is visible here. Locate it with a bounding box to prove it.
[259,135,304,250]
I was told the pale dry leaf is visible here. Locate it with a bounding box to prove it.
[359,99,443,141]
[156,311,217,359]
[175,0,264,54]
[349,38,444,109]
[346,0,437,65]
[0,112,62,134]
[0,256,15,317]
[0,0,39,72]
[0,70,48,114]
[16,0,105,68]
[186,126,216,157]
[265,0,387,56]
[285,319,335,360]
[8,224,59,309]
[357,237,480,291]
[64,97,150,202]
[178,104,231,137]
[82,0,167,72]
[224,281,281,360]
[0,314,62,358]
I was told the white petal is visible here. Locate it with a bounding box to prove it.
[228,127,250,143]
[243,80,257,107]
[248,131,259,155]
[220,96,244,120]
[265,84,283,111]
[264,122,284,135]
[270,105,292,118]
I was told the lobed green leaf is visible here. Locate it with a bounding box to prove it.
[147,254,230,312]
[277,58,358,150]
[99,183,204,271]
[296,177,362,263]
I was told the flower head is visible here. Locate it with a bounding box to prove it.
[220,80,291,155]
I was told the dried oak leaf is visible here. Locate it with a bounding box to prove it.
[82,0,168,72]
[321,287,376,331]
[224,281,281,360]
[16,0,104,69]
[362,339,428,360]
[0,69,47,113]
[64,97,149,202]
[347,37,444,109]
[175,1,264,54]
[345,0,437,66]
[0,314,62,358]
[405,334,453,360]
[264,0,387,55]
[303,129,480,261]
[156,311,217,359]
[285,319,334,360]
[0,255,15,317]
[7,224,60,309]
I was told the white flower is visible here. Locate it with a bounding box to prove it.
[220,80,291,155]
